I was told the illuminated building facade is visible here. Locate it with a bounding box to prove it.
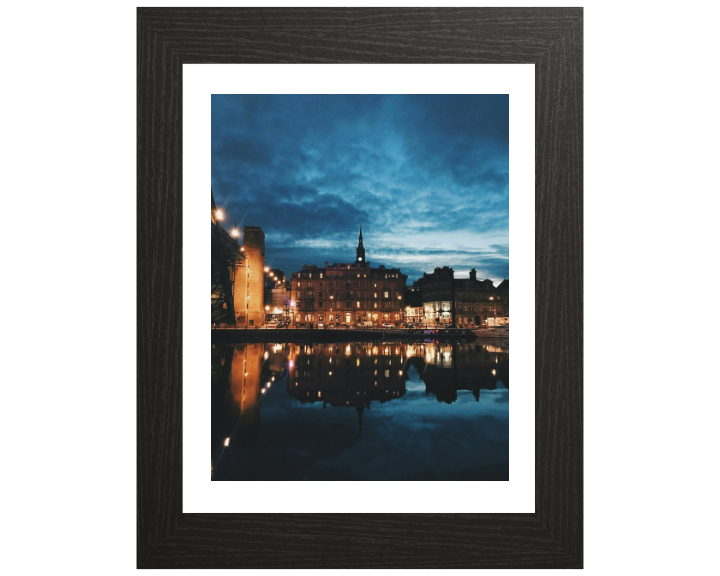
[290,228,408,326]
[232,226,266,328]
[418,267,509,327]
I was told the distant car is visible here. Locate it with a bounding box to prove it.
[416,324,427,329]
[339,323,351,329]
[265,321,277,329]
[327,323,336,329]
[358,320,374,328]
[381,323,394,329]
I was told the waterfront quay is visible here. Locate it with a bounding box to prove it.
[211,326,480,344]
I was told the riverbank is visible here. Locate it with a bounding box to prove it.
[211,327,480,343]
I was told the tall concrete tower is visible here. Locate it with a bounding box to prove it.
[241,226,266,327]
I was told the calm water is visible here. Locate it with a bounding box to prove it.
[211,339,509,481]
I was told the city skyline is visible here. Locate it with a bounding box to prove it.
[211,94,509,283]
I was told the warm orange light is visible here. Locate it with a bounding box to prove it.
[215,209,224,220]
[223,437,230,447]
[264,267,269,272]
[230,228,240,238]
[265,306,270,310]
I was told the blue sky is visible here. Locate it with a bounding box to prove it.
[211,94,509,284]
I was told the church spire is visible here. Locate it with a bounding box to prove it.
[356,226,366,263]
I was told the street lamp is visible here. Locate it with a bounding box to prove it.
[230,226,240,239]
[215,209,224,221]
[330,295,333,326]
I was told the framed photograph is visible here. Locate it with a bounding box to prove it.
[138,7,582,569]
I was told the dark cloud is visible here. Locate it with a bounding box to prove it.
[212,94,509,283]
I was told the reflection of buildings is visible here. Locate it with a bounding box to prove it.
[286,340,509,414]
[421,341,509,403]
[211,339,509,464]
[211,342,292,480]
[290,228,408,326]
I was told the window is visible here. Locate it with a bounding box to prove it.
[249,319,254,326]
[319,273,323,278]
[346,301,351,308]
[319,315,323,322]
[384,370,390,377]
[374,302,377,309]
[356,302,361,308]
[319,292,323,298]
[384,291,389,298]
[373,292,377,299]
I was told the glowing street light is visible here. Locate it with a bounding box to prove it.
[264,266,269,272]
[230,227,240,238]
[215,209,224,221]
[223,437,230,447]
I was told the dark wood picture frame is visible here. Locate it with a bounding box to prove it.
[137,7,582,569]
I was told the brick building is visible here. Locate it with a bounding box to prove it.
[290,228,408,326]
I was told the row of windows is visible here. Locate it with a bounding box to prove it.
[295,313,402,322]
[296,280,402,289]
[296,271,402,279]
[299,301,403,310]
[298,290,397,299]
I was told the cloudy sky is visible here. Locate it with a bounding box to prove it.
[211,94,509,284]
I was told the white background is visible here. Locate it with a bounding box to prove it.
[2,0,719,574]
[184,64,535,513]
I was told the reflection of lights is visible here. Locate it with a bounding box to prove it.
[399,370,403,375]
[261,389,266,394]
[264,351,269,359]
[492,369,496,375]
[224,437,230,447]
[271,377,275,382]
[329,371,332,376]
[266,382,271,387]
[288,360,294,368]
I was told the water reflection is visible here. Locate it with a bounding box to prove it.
[212,340,509,481]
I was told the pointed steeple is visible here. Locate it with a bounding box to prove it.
[356,226,366,263]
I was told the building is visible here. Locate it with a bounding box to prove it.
[403,283,424,324]
[231,226,266,328]
[290,228,408,326]
[454,268,498,327]
[417,266,509,327]
[417,266,455,326]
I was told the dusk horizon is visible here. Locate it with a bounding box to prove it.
[211,94,509,284]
